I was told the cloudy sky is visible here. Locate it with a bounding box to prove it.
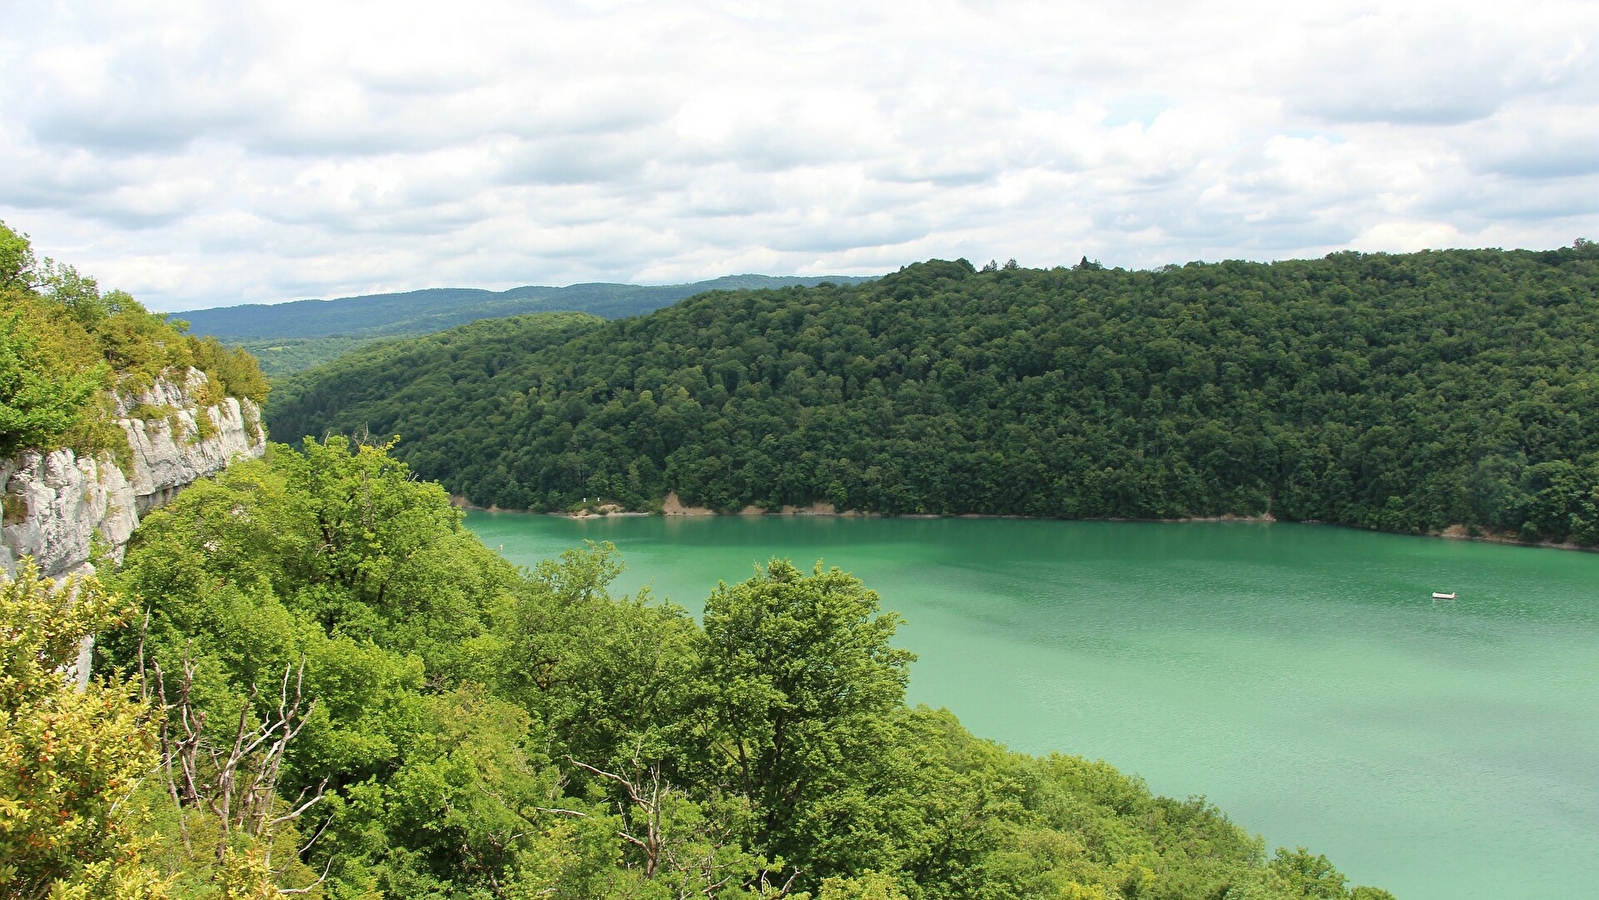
[2,0,1595,312]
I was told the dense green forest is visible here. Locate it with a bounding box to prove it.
[237,336,391,376]
[270,243,1599,544]
[9,436,1394,899]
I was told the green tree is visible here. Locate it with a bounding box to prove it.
[0,312,108,456]
[0,560,169,900]
[816,870,907,900]
[269,243,1599,545]
[503,543,701,769]
[0,219,38,291]
[1268,847,1347,898]
[699,560,915,879]
[0,218,267,458]
[95,435,1394,899]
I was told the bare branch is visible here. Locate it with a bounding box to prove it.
[277,854,334,895]
[146,651,330,884]
[297,809,335,857]
[271,779,328,826]
[534,806,590,818]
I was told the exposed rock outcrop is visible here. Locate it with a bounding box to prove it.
[1,368,266,581]
[661,491,714,516]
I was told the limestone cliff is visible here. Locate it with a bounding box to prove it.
[1,367,266,581]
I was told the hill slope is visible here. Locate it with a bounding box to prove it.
[268,243,1599,542]
[178,274,879,340]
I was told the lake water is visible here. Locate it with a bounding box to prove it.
[463,512,1599,900]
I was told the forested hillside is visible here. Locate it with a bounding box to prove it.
[270,243,1599,544]
[182,275,877,341]
[185,275,875,374]
[10,436,1392,899]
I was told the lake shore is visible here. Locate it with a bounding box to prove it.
[455,492,1593,552]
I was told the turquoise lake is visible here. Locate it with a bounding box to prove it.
[463,512,1599,900]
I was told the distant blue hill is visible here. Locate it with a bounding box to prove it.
[175,274,879,341]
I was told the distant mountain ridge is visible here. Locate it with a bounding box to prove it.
[175,274,879,340]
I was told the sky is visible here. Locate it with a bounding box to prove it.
[2,0,1595,312]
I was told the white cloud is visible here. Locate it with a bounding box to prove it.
[0,0,1594,311]
[1352,220,1467,253]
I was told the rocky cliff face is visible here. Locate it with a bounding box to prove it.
[1,368,266,581]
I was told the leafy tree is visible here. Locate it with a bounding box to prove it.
[363,685,561,898]
[1268,847,1348,898]
[699,560,915,880]
[503,543,702,773]
[0,219,38,291]
[0,312,108,455]
[0,218,267,459]
[188,336,271,406]
[0,560,168,900]
[815,870,907,900]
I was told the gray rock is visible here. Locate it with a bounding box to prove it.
[1,367,266,581]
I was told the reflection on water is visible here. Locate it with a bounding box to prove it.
[466,513,1599,900]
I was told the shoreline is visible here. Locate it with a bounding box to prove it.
[454,493,1594,554]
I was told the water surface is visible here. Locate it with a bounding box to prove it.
[465,513,1599,900]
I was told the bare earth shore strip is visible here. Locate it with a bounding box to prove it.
[452,491,1592,552]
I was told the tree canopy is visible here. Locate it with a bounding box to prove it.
[5,438,1393,899]
[195,274,875,376]
[271,242,1599,544]
[0,219,268,458]
[0,561,168,899]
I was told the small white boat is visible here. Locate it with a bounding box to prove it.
[1432,591,1457,600]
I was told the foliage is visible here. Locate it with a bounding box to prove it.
[86,440,1394,899]
[0,310,108,456]
[101,439,535,896]
[187,337,270,407]
[0,560,168,900]
[236,338,387,376]
[0,222,38,293]
[267,312,604,436]
[699,560,913,871]
[0,219,267,459]
[270,243,1599,543]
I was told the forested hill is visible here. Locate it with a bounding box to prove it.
[268,243,1599,543]
[178,273,878,340]
[183,274,877,374]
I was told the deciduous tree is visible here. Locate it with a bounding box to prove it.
[699,559,914,878]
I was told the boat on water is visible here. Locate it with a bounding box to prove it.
[1432,591,1457,600]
